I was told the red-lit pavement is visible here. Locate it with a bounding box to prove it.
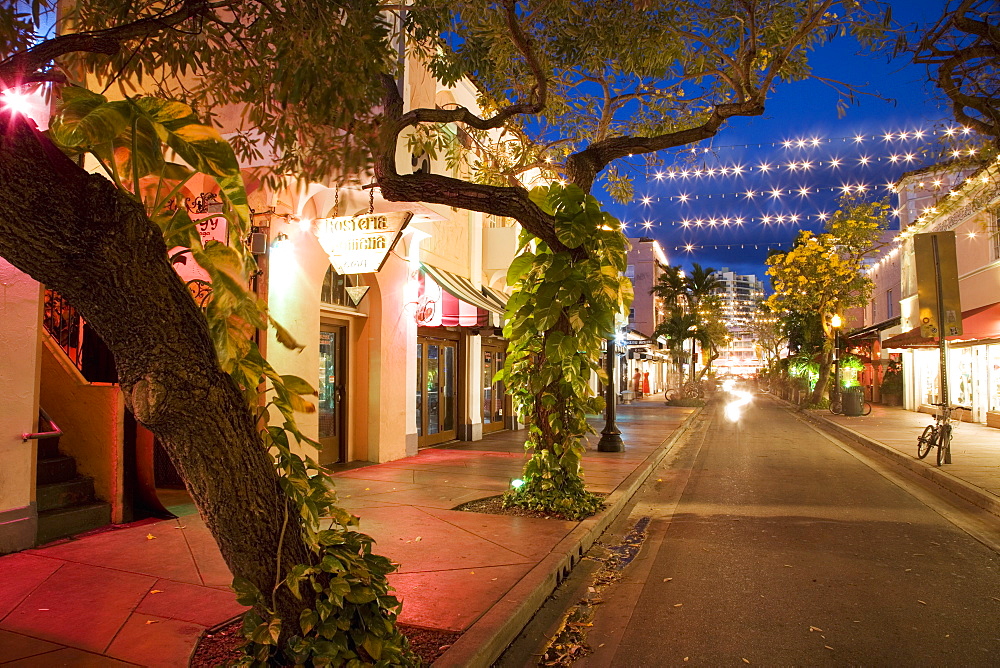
[0,398,697,667]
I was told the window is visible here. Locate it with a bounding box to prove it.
[872,295,878,320]
[625,264,635,278]
[629,307,636,320]
[321,267,358,307]
[990,211,1000,261]
[886,289,894,319]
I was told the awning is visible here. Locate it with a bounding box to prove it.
[846,316,901,342]
[480,285,509,313]
[421,264,502,314]
[882,303,1000,349]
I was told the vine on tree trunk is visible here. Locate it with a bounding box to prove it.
[498,184,632,520]
[46,87,416,666]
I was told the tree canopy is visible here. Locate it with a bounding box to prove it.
[901,0,1000,143]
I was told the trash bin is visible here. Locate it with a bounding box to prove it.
[843,388,863,416]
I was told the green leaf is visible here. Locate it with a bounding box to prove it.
[506,252,536,285]
[280,375,318,396]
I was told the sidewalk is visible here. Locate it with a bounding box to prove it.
[792,398,1000,518]
[0,396,697,667]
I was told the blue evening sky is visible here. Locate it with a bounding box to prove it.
[601,0,956,284]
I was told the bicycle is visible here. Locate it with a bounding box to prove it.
[917,403,971,466]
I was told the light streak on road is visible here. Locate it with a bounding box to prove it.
[723,381,753,422]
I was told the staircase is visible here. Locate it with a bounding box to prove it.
[35,420,111,545]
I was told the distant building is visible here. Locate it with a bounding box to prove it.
[626,237,670,338]
[710,268,766,373]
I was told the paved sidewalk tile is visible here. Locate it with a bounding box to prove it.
[1,646,139,667]
[104,614,204,668]
[135,579,247,627]
[0,554,62,620]
[0,562,154,653]
[0,629,61,663]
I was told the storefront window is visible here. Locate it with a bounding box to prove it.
[989,345,1000,413]
[416,343,423,437]
[952,347,974,407]
[920,350,939,405]
[321,267,357,307]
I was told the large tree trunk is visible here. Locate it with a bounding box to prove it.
[0,111,312,631]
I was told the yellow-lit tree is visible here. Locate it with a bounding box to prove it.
[766,195,890,404]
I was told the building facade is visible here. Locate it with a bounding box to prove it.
[881,158,1000,427]
[0,57,524,552]
[710,268,766,375]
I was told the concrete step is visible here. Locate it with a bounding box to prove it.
[36,456,77,485]
[36,502,111,545]
[36,477,96,513]
[36,437,61,460]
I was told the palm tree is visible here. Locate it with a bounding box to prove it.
[654,308,697,386]
[684,263,722,381]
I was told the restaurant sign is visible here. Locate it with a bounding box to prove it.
[315,212,411,275]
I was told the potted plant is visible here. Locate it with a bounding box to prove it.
[880,360,903,406]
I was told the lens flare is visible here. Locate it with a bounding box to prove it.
[724,385,753,422]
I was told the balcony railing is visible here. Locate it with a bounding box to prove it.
[42,289,117,383]
[43,289,84,370]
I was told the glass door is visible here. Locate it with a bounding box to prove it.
[417,334,458,447]
[318,326,347,463]
[482,340,507,433]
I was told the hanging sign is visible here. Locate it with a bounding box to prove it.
[315,212,411,275]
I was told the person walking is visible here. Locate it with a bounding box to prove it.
[633,369,643,398]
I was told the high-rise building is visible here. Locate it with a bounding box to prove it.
[710,268,767,373]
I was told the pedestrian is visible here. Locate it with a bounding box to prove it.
[633,369,643,398]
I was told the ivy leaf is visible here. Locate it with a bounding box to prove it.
[506,252,536,285]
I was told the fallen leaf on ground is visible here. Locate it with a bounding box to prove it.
[918,600,927,605]
[673,603,683,607]
[663,577,673,582]
[825,645,834,650]
[742,658,750,664]
[414,536,422,541]
[150,590,163,594]
[146,534,156,540]
[146,620,158,625]
[809,626,822,632]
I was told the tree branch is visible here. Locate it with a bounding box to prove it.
[395,0,546,134]
[0,0,219,88]
[373,74,562,249]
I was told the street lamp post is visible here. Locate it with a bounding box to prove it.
[598,335,624,452]
[831,313,843,406]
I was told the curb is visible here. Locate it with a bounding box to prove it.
[784,398,1000,520]
[432,405,704,668]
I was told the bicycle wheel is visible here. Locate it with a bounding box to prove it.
[936,424,952,466]
[830,399,842,415]
[862,401,872,416]
[917,425,936,459]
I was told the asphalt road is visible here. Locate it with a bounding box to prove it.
[507,392,1000,667]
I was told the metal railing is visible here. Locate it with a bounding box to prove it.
[22,407,62,442]
[43,289,84,371]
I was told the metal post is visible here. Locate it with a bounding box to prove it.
[598,336,624,452]
[932,235,951,463]
[834,327,840,399]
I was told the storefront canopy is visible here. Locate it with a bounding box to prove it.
[882,303,1000,349]
[421,263,503,314]
[480,285,509,313]
[417,263,505,328]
